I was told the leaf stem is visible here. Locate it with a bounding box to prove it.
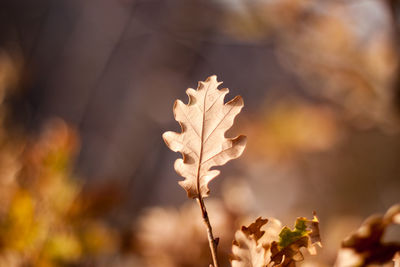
[196,196,219,267]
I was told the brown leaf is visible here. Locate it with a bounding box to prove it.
[231,217,272,267]
[242,217,270,240]
[163,75,247,198]
[335,204,400,267]
[270,214,322,267]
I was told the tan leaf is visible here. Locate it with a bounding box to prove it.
[162,75,247,198]
[231,217,272,267]
[335,204,400,267]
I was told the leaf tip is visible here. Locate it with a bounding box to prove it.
[207,74,218,81]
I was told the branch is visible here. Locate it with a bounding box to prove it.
[197,197,219,267]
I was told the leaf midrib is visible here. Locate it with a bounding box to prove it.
[196,82,211,196]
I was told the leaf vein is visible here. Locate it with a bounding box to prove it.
[202,104,236,146]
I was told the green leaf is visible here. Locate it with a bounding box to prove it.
[278,218,309,248]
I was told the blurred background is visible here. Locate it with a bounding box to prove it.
[0,0,400,266]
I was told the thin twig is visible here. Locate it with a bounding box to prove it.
[196,196,219,267]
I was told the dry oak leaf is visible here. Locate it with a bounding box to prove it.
[270,214,322,267]
[335,204,400,267]
[231,217,271,267]
[162,75,247,198]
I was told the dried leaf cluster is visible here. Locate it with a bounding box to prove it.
[231,215,321,267]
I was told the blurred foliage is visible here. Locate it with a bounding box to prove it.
[0,51,119,267]
[135,199,238,267]
[0,118,120,266]
[335,204,400,267]
[221,0,399,129]
[243,98,340,162]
